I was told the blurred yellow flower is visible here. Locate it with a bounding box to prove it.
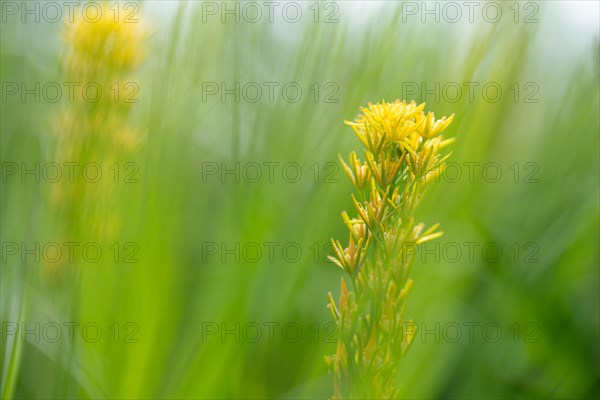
[49,1,146,247]
[64,3,145,78]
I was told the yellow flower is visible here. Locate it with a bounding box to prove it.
[49,1,146,244]
[419,111,455,139]
[346,100,455,152]
[339,151,371,190]
[64,2,146,77]
[328,99,455,399]
[345,100,426,150]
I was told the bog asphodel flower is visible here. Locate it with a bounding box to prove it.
[327,100,455,399]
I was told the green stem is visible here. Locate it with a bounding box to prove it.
[1,270,29,400]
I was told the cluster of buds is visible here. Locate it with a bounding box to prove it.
[327,100,455,399]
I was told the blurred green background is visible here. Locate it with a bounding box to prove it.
[1,1,599,399]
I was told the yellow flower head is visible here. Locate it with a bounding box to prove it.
[345,100,425,150]
[64,2,146,77]
[345,100,455,153]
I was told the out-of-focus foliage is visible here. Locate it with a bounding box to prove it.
[1,1,598,399]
